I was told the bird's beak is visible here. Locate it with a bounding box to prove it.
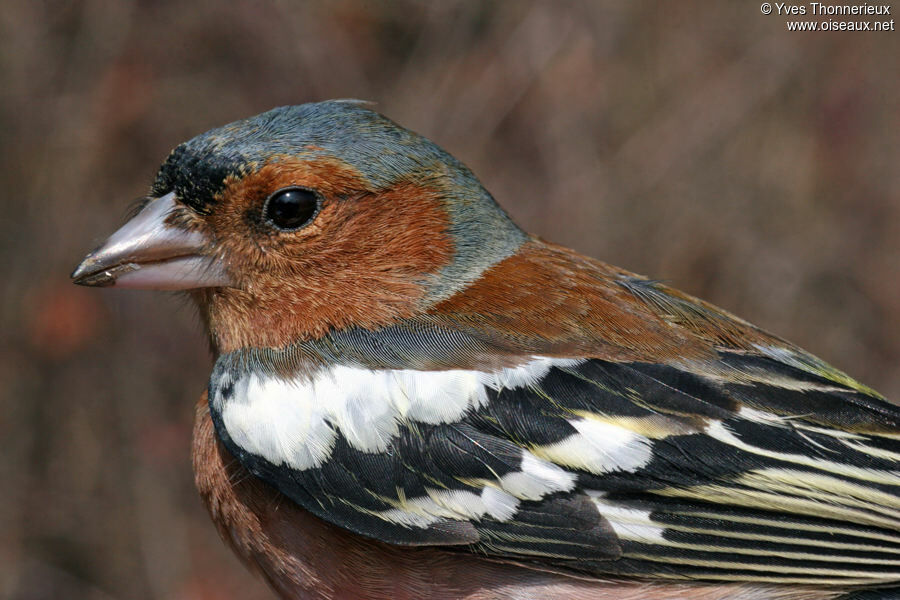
[71,192,233,290]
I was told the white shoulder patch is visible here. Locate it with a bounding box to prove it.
[214,357,582,471]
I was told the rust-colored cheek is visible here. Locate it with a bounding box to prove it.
[202,164,456,352]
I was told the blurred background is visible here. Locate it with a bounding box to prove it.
[1,1,898,598]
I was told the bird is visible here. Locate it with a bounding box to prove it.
[72,100,899,600]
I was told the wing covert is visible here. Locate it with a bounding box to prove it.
[208,336,900,585]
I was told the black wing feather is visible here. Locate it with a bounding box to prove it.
[209,340,900,585]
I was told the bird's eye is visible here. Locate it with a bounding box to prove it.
[263,187,320,231]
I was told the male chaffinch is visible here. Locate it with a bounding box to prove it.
[72,101,899,600]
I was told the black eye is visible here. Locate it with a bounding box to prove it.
[263,187,320,231]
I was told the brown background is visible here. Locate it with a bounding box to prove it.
[1,2,898,599]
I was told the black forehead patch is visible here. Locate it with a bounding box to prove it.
[151,142,246,215]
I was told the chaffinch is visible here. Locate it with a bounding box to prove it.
[72,101,899,600]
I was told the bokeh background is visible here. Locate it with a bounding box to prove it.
[1,2,898,599]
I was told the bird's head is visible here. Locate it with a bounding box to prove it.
[72,101,527,353]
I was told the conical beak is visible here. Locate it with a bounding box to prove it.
[71,192,232,290]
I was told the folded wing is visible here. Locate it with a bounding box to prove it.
[208,242,900,587]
